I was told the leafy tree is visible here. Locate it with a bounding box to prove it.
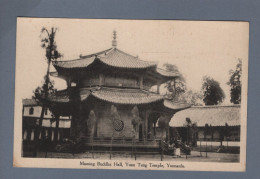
[32,27,62,157]
[33,76,57,102]
[177,89,204,106]
[202,76,225,105]
[163,63,186,100]
[184,118,198,146]
[32,78,57,156]
[38,27,62,126]
[227,59,242,104]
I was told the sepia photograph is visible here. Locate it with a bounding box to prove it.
[13,18,248,171]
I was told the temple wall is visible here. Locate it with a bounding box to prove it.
[23,106,52,118]
[80,75,99,87]
[97,108,134,138]
[103,75,139,88]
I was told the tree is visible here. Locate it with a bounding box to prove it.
[184,118,198,146]
[202,76,225,105]
[163,63,186,100]
[33,76,57,102]
[32,78,57,156]
[32,27,62,157]
[177,89,204,106]
[227,59,242,104]
[38,27,62,126]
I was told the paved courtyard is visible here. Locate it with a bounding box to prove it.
[29,151,239,163]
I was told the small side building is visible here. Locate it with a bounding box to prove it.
[169,105,240,151]
[22,99,71,143]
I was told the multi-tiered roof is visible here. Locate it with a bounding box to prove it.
[50,48,179,82]
[48,36,190,114]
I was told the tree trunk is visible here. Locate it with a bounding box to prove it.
[33,61,51,157]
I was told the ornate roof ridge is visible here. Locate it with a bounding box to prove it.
[81,48,113,59]
[52,47,157,69]
[53,48,112,63]
[156,68,180,77]
[112,48,158,64]
[157,67,178,73]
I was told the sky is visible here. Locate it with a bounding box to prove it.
[15,18,249,104]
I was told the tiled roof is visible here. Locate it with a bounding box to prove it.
[47,88,91,103]
[22,99,39,106]
[47,89,71,103]
[52,48,112,69]
[170,105,241,127]
[98,48,157,69]
[163,99,191,110]
[156,68,180,78]
[91,87,163,104]
[52,48,157,69]
[80,48,113,59]
[53,56,96,68]
[47,87,163,104]
[46,88,192,109]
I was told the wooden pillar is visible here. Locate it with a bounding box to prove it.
[31,129,35,141]
[99,74,104,86]
[144,110,150,141]
[153,122,156,138]
[23,129,27,140]
[140,75,143,89]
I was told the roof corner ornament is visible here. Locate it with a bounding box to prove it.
[112,30,117,48]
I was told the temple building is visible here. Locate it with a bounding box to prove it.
[22,99,70,145]
[170,105,240,152]
[46,32,190,150]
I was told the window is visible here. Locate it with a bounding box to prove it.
[113,119,124,132]
[29,107,34,115]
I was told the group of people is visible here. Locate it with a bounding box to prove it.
[168,139,182,157]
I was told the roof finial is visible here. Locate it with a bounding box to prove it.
[112,30,117,48]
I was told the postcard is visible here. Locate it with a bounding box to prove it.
[13,18,248,171]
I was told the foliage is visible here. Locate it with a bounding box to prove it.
[33,76,57,105]
[40,27,62,63]
[163,63,186,100]
[184,118,198,145]
[37,27,62,116]
[177,89,204,106]
[227,59,242,104]
[202,76,225,105]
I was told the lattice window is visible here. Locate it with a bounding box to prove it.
[113,119,124,131]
